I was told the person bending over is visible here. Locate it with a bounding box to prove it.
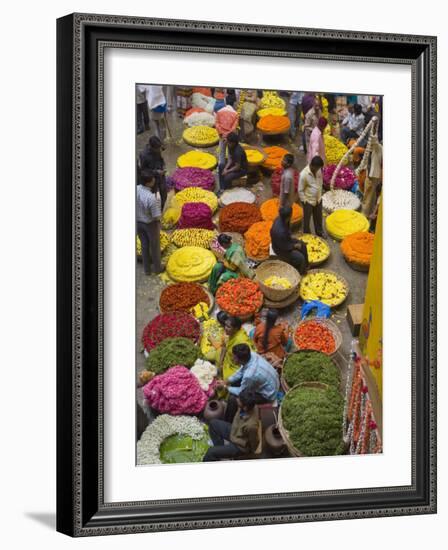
[270,206,309,275]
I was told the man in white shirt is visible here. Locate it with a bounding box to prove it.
[340,103,365,144]
[136,170,162,275]
[298,156,325,237]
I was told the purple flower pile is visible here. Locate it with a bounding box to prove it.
[322,164,356,191]
[172,167,215,191]
[177,202,215,230]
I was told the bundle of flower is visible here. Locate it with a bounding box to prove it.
[171,167,215,191]
[136,231,170,257]
[182,126,219,147]
[137,414,207,465]
[293,320,336,355]
[215,106,239,137]
[281,385,344,456]
[174,187,218,213]
[170,228,216,249]
[161,207,181,229]
[283,351,340,389]
[184,111,216,127]
[322,164,356,190]
[244,221,273,260]
[177,202,215,230]
[340,231,374,267]
[143,365,208,415]
[322,190,361,213]
[299,271,348,307]
[326,209,369,240]
[190,358,218,393]
[166,246,217,283]
[297,234,330,265]
[260,91,286,110]
[257,114,290,134]
[142,312,200,352]
[324,135,349,165]
[177,150,217,170]
[145,337,201,374]
[159,282,210,313]
[200,318,224,359]
[257,107,287,118]
[216,278,264,318]
[262,146,290,170]
[260,197,303,224]
[219,202,262,234]
[270,167,299,196]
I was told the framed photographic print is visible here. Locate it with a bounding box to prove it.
[56,13,437,537]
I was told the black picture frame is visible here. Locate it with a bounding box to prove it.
[57,13,437,537]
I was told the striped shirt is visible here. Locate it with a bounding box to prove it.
[228,351,279,402]
[136,185,161,223]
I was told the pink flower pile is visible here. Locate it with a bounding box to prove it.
[171,167,215,191]
[177,202,215,230]
[143,366,208,415]
[322,164,356,190]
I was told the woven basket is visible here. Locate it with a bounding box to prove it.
[294,233,330,267]
[278,382,330,457]
[292,317,343,356]
[299,268,349,308]
[344,257,370,273]
[255,260,301,302]
[263,291,298,309]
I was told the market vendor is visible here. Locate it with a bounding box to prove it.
[218,132,248,192]
[202,389,260,461]
[270,206,309,275]
[139,135,168,209]
[279,154,297,209]
[303,96,322,153]
[208,233,254,294]
[340,103,365,144]
[298,155,325,238]
[307,116,327,164]
[253,309,290,370]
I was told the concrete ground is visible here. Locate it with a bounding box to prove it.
[135,109,368,442]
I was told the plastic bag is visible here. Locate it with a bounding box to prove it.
[300,300,331,319]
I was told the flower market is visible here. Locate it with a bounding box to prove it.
[136,85,383,465]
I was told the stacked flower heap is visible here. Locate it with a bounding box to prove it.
[177,150,217,170]
[183,125,219,147]
[142,312,200,352]
[242,147,265,164]
[190,358,218,392]
[260,197,303,224]
[184,111,215,127]
[283,351,340,389]
[257,115,290,133]
[262,146,290,170]
[340,231,374,267]
[257,107,287,118]
[299,271,348,306]
[326,209,369,240]
[171,167,215,191]
[159,282,210,313]
[216,278,263,318]
[219,202,262,234]
[219,188,256,206]
[322,164,356,190]
[170,228,216,249]
[293,320,336,355]
[143,366,208,415]
[177,202,215,230]
[324,135,349,165]
[244,221,273,260]
[174,187,218,213]
[146,337,201,374]
[322,189,361,212]
[259,91,286,110]
[166,246,216,282]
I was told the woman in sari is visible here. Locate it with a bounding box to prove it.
[208,234,254,295]
[253,309,290,370]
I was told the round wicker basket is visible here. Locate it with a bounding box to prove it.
[263,291,298,309]
[278,382,330,457]
[255,260,301,302]
[292,317,343,356]
[299,268,349,308]
[344,257,370,273]
[294,233,330,267]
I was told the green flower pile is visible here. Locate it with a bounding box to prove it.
[283,351,340,389]
[282,385,345,456]
[146,337,201,374]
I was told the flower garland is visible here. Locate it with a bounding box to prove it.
[171,167,215,191]
[322,190,361,213]
[170,228,216,249]
[184,111,216,127]
[177,150,217,170]
[244,221,273,260]
[142,312,200,352]
[340,231,374,267]
[326,209,369,240]
[182,126,219,147]
[166,246,216,283]
[174,187,218,213]
[322,164,356,191]
[137,415,206,465]
[177,202,215,230]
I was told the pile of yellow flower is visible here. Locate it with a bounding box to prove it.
[298,234,330,264]
[243,147,265,164]
[260,91,286,110]
[170,229,216,249]
[264,275,292,289]
[324,135,349,165]
[326,209,370,240]
[182,126,219,147]
[161,207,181,229]
[166,246,217,283]
[173,187,218,213]
[257,107,287,118]
[136,231,170,256]
[200,318,224,361]
[177,150,217,170]
[299,270,348,307]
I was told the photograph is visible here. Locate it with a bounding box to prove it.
[135,85,383,465]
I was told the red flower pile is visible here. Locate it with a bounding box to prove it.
[142,312,200,352]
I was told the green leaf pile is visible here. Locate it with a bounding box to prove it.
[283,351,340,389]
[282,386,344,456]
[146,337,201,374]
[159,430,210,464]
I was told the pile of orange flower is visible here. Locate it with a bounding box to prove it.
[262,146,290,170]
[340,231,374,267]
[260,198,303,224]
[244,221,273,260]
[256,115,290,134]
[216,278,263,318]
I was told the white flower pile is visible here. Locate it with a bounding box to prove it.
[184,111,216,128]
[190,359,217,391]
[322,190,361,213]
[137,415,205,465]
[220,187,256,205]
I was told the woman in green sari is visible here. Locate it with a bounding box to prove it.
[208,234,254,295]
